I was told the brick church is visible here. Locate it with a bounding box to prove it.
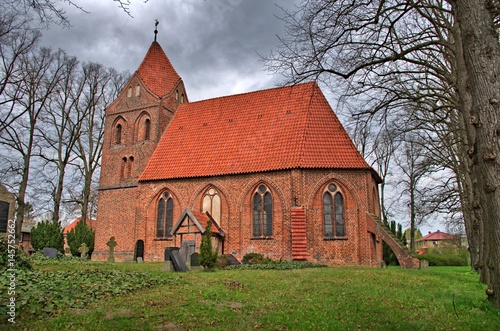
[92,39,385,266]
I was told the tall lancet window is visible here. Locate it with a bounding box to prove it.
[115,124,122,144]
[252,184,273,237]
[323,183,345,238]
[157,192,174,238]
[202,187,221,222]
[144,118,151,141]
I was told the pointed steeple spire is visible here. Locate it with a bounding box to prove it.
[136,40,181,97]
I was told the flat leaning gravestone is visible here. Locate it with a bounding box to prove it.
[42,247,58,259]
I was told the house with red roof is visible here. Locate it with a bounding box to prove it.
[416,230,463,251]
[91,37,391,266]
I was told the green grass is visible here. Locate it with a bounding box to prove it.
[3,262,499,330]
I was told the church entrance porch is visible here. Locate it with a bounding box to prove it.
[171,208,225,257]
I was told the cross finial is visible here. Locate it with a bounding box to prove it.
[154,19,159,42]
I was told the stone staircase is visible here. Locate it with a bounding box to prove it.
[291,206,308,260]
[367,213,420,269]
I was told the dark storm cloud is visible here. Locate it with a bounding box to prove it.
[39,0,300,101]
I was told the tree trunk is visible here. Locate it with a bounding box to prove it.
[80,174,93,225]
[452,0,500,308]
[409,174,416,252]
[52,166,65,223]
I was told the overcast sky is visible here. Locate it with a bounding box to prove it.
[36,1,444,233]
[40,0,301,102]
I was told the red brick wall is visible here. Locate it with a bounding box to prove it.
[93,168,382,266]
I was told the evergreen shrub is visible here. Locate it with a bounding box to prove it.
[66,220,95,258]
[30,220,64,253]
[199,219,218,270]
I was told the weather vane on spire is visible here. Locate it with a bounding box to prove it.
[154,19,159,42]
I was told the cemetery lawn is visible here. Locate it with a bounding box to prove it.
[3,263,500,330]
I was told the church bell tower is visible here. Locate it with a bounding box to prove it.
[93,23,188,261]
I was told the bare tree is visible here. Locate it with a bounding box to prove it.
[394,135,435,251]
[0,47,67,240]
[0,0,87,28]
[0,12,41,133]
[37,52,82,223]
[70,63,128,224]
[266,0,500,306]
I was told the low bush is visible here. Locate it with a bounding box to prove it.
[415,251,469,266]
[0,236,33,271]
[226,260,327,270]
[242,252,272,264]
[216,254,230,268]
[29,251,88,266]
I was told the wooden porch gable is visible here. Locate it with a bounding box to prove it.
[171,208,225,237]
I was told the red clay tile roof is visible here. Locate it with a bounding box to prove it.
[63,218,96,234]
[172,209,224,236]
[417,230,456,241]
[136,41,181,97]
[140,82,372,181]
[190,210,224,236]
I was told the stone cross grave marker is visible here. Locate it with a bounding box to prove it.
[106,236,117,262]
[78,242,89,258]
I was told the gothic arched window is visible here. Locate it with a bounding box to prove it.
[323,183,345,238]
[115,124,122,144]
[202,187,221,222]
[144,118,151,141]
[120,157,127,180]
[157,192,174,238]
[252,184,273,237]
[127,156,134,178]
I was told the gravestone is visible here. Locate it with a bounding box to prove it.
[225,254,241,265]
[164,247,176,261]
[170,249,189,272]
[137,257,143,263]
[42,247,58,259]
[420,259,429,270]
[189,252,201,270]
[163,247,178,272]
[106,236,117,263]
[78,243,89,258]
